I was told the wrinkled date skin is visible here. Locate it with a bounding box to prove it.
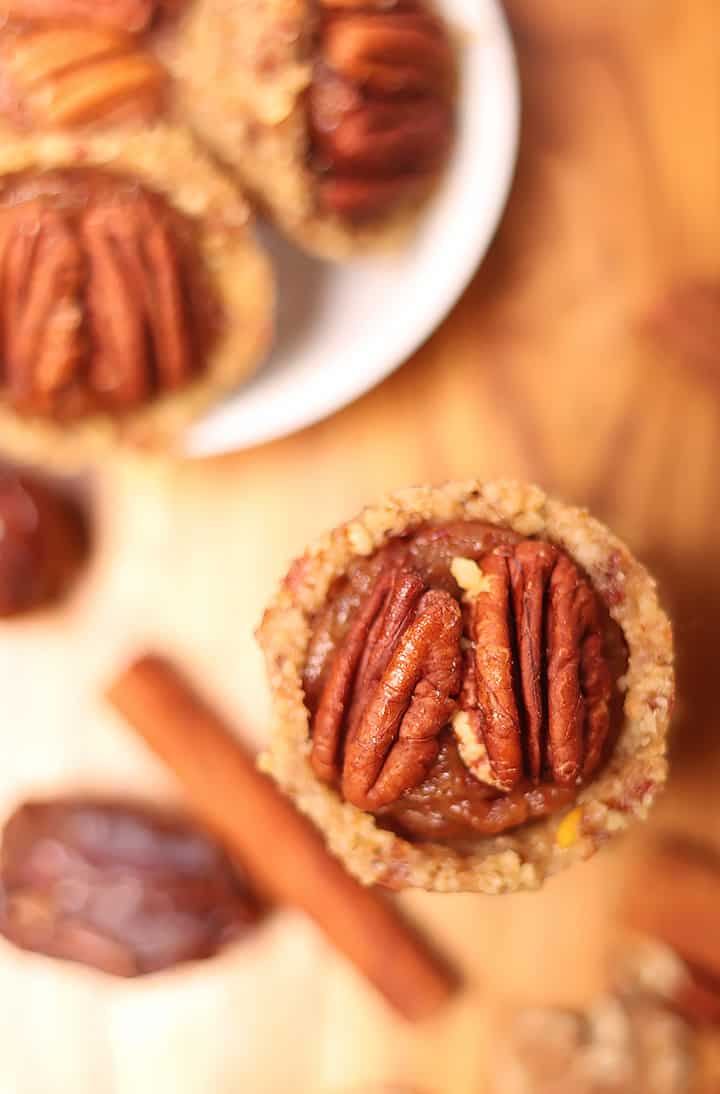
[0,468,87,617]
[308,0,455,223]
[0,168,221,421]
[0,800,260,976]
[303,522,628,842]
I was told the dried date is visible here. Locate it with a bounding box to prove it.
[0,799,260,976]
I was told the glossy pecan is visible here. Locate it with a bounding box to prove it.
[0,799,259,976]
[2,0,159,33]
[0,468,86,617]
[0,23,166,130]
[311,564,463,809]
[309,1,454,222]
[456,542,615,792]
[0,169,206,420]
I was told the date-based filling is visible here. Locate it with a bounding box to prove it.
[302,522,628,842]
[0,167,222,421]
[0,799,259,976]
[307,0,454,223]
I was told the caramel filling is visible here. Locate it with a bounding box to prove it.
[303,522,628,842]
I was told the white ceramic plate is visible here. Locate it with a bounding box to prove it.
[186,0,519,457]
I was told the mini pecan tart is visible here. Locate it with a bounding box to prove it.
[164,0,456,258]
[0,465,86,616]
[0,127,273,466]
[258,481,674,893]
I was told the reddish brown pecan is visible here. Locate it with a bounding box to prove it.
[2,0,159,33]
[460,542,615,792]
[0,168,214,420]
[0,799,259,976]
[309,1,455,223]
[0,23,166,131]
[311,565,462,810]
[0,468,87,617]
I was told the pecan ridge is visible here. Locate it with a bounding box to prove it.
[0,170,207,420]
[309,0,455,222]
[0,23,166,131]
[459,542,614,792]
[311,563,463,809]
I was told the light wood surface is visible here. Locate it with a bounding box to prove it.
[1,2,718,1092]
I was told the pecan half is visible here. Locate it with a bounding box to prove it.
[0,24,165,130]
[2,0,159,33]
[457,542,615,792]
[0,468,87,616]
[311,564,462,809]
[0,799,259,976]
[309,1,455,222]
[0,168,216,420]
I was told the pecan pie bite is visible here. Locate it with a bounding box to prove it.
[0,128,273,465]
[258,481,674,892]
[0,798,261,976]
[164,0,456,258]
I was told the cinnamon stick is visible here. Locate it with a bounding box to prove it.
[106,654,458,1021]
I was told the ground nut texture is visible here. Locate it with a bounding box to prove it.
[258,480,674,893]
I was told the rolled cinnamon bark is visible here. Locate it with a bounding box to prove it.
[106,654,458,1020]
[258,480,674,893]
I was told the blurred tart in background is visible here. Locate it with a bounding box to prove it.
[0,128,273,465]
[164,0,457,258]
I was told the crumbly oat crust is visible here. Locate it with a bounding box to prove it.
[163,0,450,259]
[0,125,274,468]
[258,480,674,893]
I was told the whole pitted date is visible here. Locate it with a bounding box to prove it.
[310,0,455,222]
[0,467,86,617]
[0,168,218,421]
[0,800,260,976]
[306,522,628,839]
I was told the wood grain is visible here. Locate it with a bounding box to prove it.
[0,1,718,1091]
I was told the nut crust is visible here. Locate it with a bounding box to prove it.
[258,480,674,893]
